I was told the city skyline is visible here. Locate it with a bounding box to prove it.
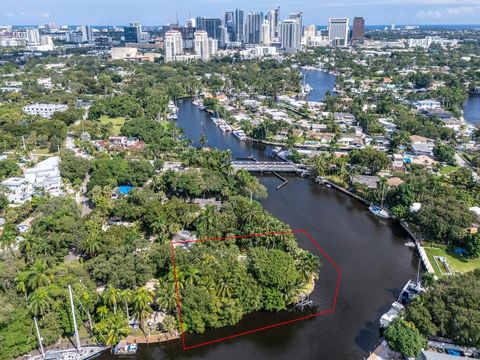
[1,0,480,25]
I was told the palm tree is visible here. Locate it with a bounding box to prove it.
[80,235,101,257]
[15,272,29,301]
[27,261,54,291]
[195,205,216,238]
[131,287,154,338]
[102,285,120,314]
[0,224,17,252]
[28,287,52,317]
[216,278,233,298]
[120,289,132,320]
[156,281,177,314]
[101,314,131,346]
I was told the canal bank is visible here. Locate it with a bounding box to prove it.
[99,70,417,360]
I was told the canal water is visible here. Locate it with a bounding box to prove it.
[463,94,480,124]
[100,71,417,359]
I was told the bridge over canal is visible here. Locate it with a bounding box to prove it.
[231,161,311,174]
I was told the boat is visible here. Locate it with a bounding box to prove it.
[113,341,138,356]
[369,203,390,219]
[380,301,404,328]
[31,285,108,360]
[167,113,177,120]
[219,124,232,132]
[232,130,247,141]
[379,277,425,328]
[305,84,313,93]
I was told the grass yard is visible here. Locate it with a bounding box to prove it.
[100,116,125,136]
[439,165,458,175]
[424,244,480,277]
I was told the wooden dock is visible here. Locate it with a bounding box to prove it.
[124,332,179,345]
[316,177,370,205]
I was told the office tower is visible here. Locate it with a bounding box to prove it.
[124,22,141,43]
[179,26,195,49]
[219,26,229,48]
[164,30,183,62]
[224,11,235,42]
[351,17,365,44]
[266,8,280,39]
[281,19,301,53]
[289,12,303,49]
[328,18,349,47]
[208,38,218,57]
[26,28,40,44]
[234,9,244,43]
[261,20,270,45]
[303,25,316,38]
[196,16,206,31]
[205,18,222,40]
[186,18,196,28]
[80,25,93,43]
[194,30,209,60]
[245,12,262,44]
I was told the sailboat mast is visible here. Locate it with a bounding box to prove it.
[68,285,82,351]
[33,317,45,358]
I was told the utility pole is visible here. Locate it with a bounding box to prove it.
[33,317,45,358]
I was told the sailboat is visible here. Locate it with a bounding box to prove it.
[369,180,391,219]
[31,285,108,360]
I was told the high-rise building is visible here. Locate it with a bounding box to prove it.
[261,20,270,45]
[234,9,244,43]
[245,12,262,44]
[164,30,183,62]
[186,18,196,28]
[351,17,365,44]
[81,25,93,43]
[328,18,349,47]
[208,38,218,57]
[281,18,301,53]
[266,8,280,39]
[124,22,142,43]
[219,26,229,48]
[303,25,316,38]
[26,29,40,44]
[288,12,303,49]
[205,18,222,40]
[178,26,196,49]
[196,16,206,31]
[224,11,235,42]
[194,30,209,60]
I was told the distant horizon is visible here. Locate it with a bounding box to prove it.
[2,0,480,26]
[6,23,480,28]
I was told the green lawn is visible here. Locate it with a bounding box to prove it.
[100,116,125,136]
[424,244,480,277]
[439,165,458,175]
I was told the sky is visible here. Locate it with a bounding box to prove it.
[1,0,480,26]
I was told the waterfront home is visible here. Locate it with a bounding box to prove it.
[350,175,380,189]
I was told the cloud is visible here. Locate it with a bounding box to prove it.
[18,11,51,19]
[416,5,480,18]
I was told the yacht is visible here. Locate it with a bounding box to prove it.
[113,342,138,356]
[232,130,247,141]
[305,84,313,93]
[219,124,232,132]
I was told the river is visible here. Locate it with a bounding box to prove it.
[100,71,417,359]
[463,94,480,125]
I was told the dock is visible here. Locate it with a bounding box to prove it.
[123,332,179,345]
[315,176,369,205]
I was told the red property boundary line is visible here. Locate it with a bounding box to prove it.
[170,229,343,351]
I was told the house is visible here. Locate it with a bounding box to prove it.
[16,217,35,233]
[391,154,404,172]
[334,112,357,125]
[414,99,441,110]
[351,175,379,189]
[22,103,68,118]
[411,155,437,167]
[411,142,434,156]
[1,157,62,204]
[193,198,222,210]
[387,177,404,187]
[172,230,196,251]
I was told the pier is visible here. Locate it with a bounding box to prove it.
[231,161,311,174]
